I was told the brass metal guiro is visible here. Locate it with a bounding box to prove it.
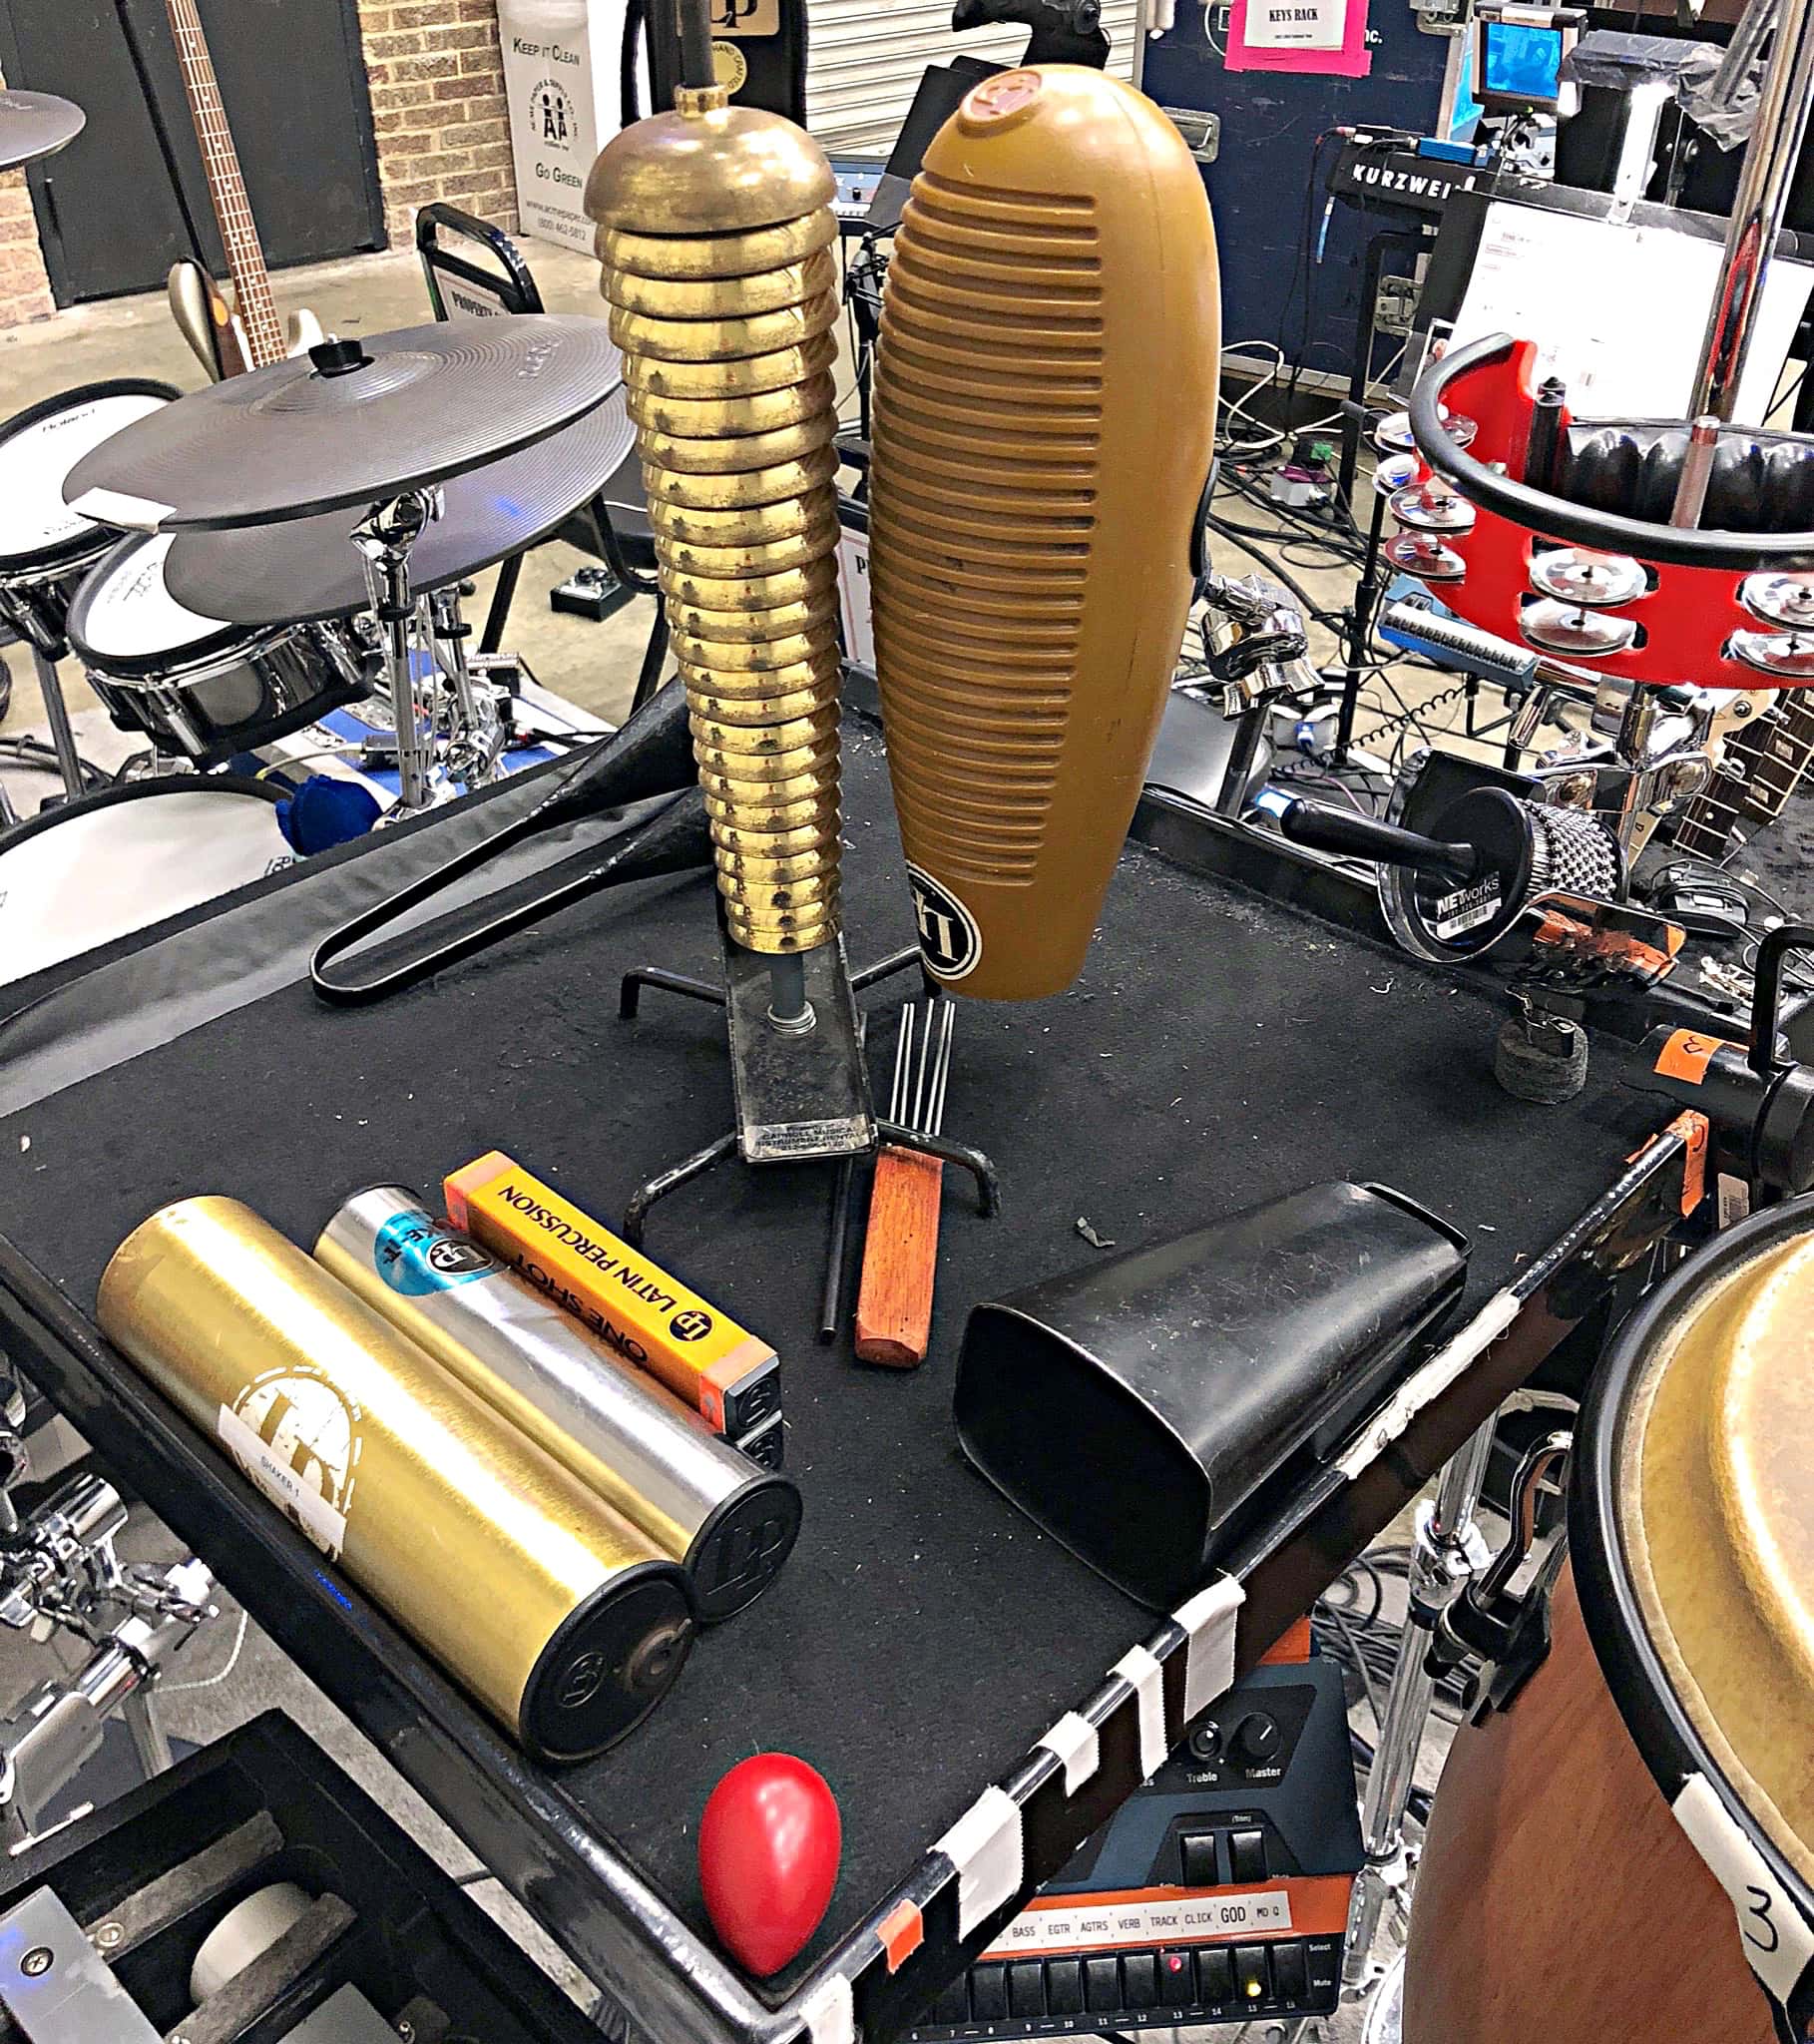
[586,84,843,956]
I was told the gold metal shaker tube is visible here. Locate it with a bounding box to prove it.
[96,1197,693,1762]
[586,85,844,956]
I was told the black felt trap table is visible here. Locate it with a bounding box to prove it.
[0,724,1691,2044]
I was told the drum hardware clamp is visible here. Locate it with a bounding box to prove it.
[0,1470,218,1843]
[1197,570,1323,818]
[354,490,453,818]
[1426,1431,1574,1721]
[1638,922,1814,1199]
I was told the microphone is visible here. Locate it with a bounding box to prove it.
[867,65,1220,1001]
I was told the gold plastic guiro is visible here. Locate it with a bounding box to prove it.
[867,66,1221,999]
[586,85,843,955]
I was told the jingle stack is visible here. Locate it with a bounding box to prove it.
[586,85,843,958]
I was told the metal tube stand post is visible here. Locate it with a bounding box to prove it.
[1342,1417,1497,1996]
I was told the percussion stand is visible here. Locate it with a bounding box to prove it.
[27,649,85,802]
[617,927,1001,1246]
[1341,1417,1496,1999]
[354,493,448,818]
[0,589,88,803]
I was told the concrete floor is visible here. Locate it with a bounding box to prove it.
[0,248,1429,2039]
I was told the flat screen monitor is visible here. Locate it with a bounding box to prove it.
[1474,5,1584,115]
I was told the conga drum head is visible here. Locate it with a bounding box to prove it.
[0,381,177,580]
[1406,1201,1814,2044]
[1575,1196,1814,2032]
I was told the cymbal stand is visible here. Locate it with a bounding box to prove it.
[355,491,446,818]
[1340,1417,1496,2002]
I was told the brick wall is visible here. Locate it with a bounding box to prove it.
[0,65,56,328]
[0,12,517,330]
[357,0,519,248]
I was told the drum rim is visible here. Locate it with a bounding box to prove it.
[67,533,282,678]
[0,378,181,577]
[0,771,286,858]
[1572,1194,1814,1978]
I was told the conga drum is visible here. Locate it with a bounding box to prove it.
[1405,1198,1814,2044]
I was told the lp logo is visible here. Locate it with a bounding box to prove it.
[906,863,982,981]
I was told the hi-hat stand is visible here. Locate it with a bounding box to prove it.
[355,490,448,818]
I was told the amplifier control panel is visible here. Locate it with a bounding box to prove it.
[907,1653,1361,2037]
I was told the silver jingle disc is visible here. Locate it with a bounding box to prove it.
[1384,530,1467,581]
[1390,482,1476,533]
[1373,452,1420,496]
[1728,627,1814,678]
[1529,547,1647,608]
[1519,598,1638,658]
[1372,408,1476,456]
[1738,571,1814,629]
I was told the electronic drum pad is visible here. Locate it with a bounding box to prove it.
[0,90,84,171]
[164,385,637,625]
[63,318,623,533]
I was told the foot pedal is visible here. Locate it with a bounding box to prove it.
[550,565,636,624]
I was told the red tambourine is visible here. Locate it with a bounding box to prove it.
[1395,332,1814,691]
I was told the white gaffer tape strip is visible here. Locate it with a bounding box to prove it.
[1674,1773,1814,2007]
[1111,1644,1167,1781]
[1333,1286,1523,1481]
[935,1786,1024,1941]
[68,486,175,533]
[1036,1712,1101,1796]
[800,1971,855,2044]
[1174,1576,1244,1724]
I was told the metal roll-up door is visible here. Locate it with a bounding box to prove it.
[805,0,1140,155]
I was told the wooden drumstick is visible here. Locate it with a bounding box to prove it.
[855,1001,953,1369]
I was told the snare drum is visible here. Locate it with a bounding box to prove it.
[68,534,370,768]
[0,380,177,654]
[1405,1200,1814,2044]
[0,777,295,986]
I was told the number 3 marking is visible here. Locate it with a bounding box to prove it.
[1745,1885,1781,1955]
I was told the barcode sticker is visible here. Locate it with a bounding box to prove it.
[1433,877,1501,938]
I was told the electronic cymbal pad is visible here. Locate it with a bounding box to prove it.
[63,318,624,533]
[164,385,637,626]
[0,90,84,171]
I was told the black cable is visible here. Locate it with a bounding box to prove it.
[1222,463,1365,547]
[0,735,109,792]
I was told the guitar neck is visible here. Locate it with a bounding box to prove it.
[1670,694,1814,863]
[1738,691,1814,825]
[163,0,285,368]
